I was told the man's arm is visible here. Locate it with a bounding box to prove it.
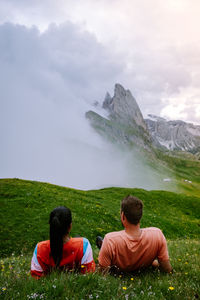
[159,260,173,273]
[152,259,172,273]
[156,230,173,273]
[98,235,112,272]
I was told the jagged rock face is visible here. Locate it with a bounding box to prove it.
[145,115,200,153]
[86,84,152,150]
[86,84,200,155]
[103,84,147,131]
[85,110,151,150]
[102,92,112,110]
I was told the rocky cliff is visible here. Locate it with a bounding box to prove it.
[103,84,147,131]
[145,114,200,153]
[86,84,200,154]
[86,84,152,150]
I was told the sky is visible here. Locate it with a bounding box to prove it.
[0,0,199,189]
[1,0,200,123]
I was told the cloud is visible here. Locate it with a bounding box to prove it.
[0,22,118,187]
[160,87,200,124]
[0,1,199,189]
[0,22,166,190]
[0,0,200,124]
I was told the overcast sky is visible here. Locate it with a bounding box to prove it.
[0,0,199,189]
[1,0,200,123]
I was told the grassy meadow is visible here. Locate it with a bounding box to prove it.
[155,150,200,197]
[0,178,200,299]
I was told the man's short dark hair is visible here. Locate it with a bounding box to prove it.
[121,195,143,225]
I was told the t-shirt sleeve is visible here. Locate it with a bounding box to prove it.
[98,235,113,268]
[31,244,44,278]
[80,238,95,273]
[157,230,169,262]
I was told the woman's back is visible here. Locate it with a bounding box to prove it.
[31,237,95,278]
[31,206,95,278]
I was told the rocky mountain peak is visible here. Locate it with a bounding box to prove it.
[147,114,166,122]
[86,84,200,155]
[102,92,112,110]
[86,84,151,150]
[114,83,127,97]
[103,83,147,131]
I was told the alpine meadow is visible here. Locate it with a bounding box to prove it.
[0,175,200,299]
[1,1,200,299]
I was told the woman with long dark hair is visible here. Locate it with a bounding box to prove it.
[31,206,95,278]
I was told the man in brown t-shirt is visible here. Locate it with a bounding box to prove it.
[98,195,172,273]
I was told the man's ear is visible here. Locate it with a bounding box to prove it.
[121,211,125,222]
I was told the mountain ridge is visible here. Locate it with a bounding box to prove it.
[86,84,200,156]
[145,114,200,153]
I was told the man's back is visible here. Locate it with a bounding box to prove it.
[98,227,169,272]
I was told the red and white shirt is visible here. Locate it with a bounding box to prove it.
[31,237,95,278]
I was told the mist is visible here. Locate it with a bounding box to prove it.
[1,22,169,190]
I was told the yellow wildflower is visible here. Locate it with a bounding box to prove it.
[169,286,175,291]
[131,277,134,281]
[122,287,127,290]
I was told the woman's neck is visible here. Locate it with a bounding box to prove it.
[63,234,70,244]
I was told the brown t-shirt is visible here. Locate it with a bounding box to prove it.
[98,227,169,271]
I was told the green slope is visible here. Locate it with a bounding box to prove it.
[0,178,200,300]
[86,109,200,197]
[0,178,199,257]
[155,150,200,196]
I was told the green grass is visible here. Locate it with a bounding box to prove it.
[0,178,200,299]
[154,150,200,197]
[0,240,199,299]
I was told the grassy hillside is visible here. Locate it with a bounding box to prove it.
[0,178,200,299]
[0,178,200,257]
[87,108,200,197]
[154,150,200,197]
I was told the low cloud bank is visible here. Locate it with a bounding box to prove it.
[1,22,168,190]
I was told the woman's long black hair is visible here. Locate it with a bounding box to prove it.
[49,206,72,267]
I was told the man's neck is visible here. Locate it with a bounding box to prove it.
[124,223,141,237]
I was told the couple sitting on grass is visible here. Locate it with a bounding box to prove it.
[31,195,172,278]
